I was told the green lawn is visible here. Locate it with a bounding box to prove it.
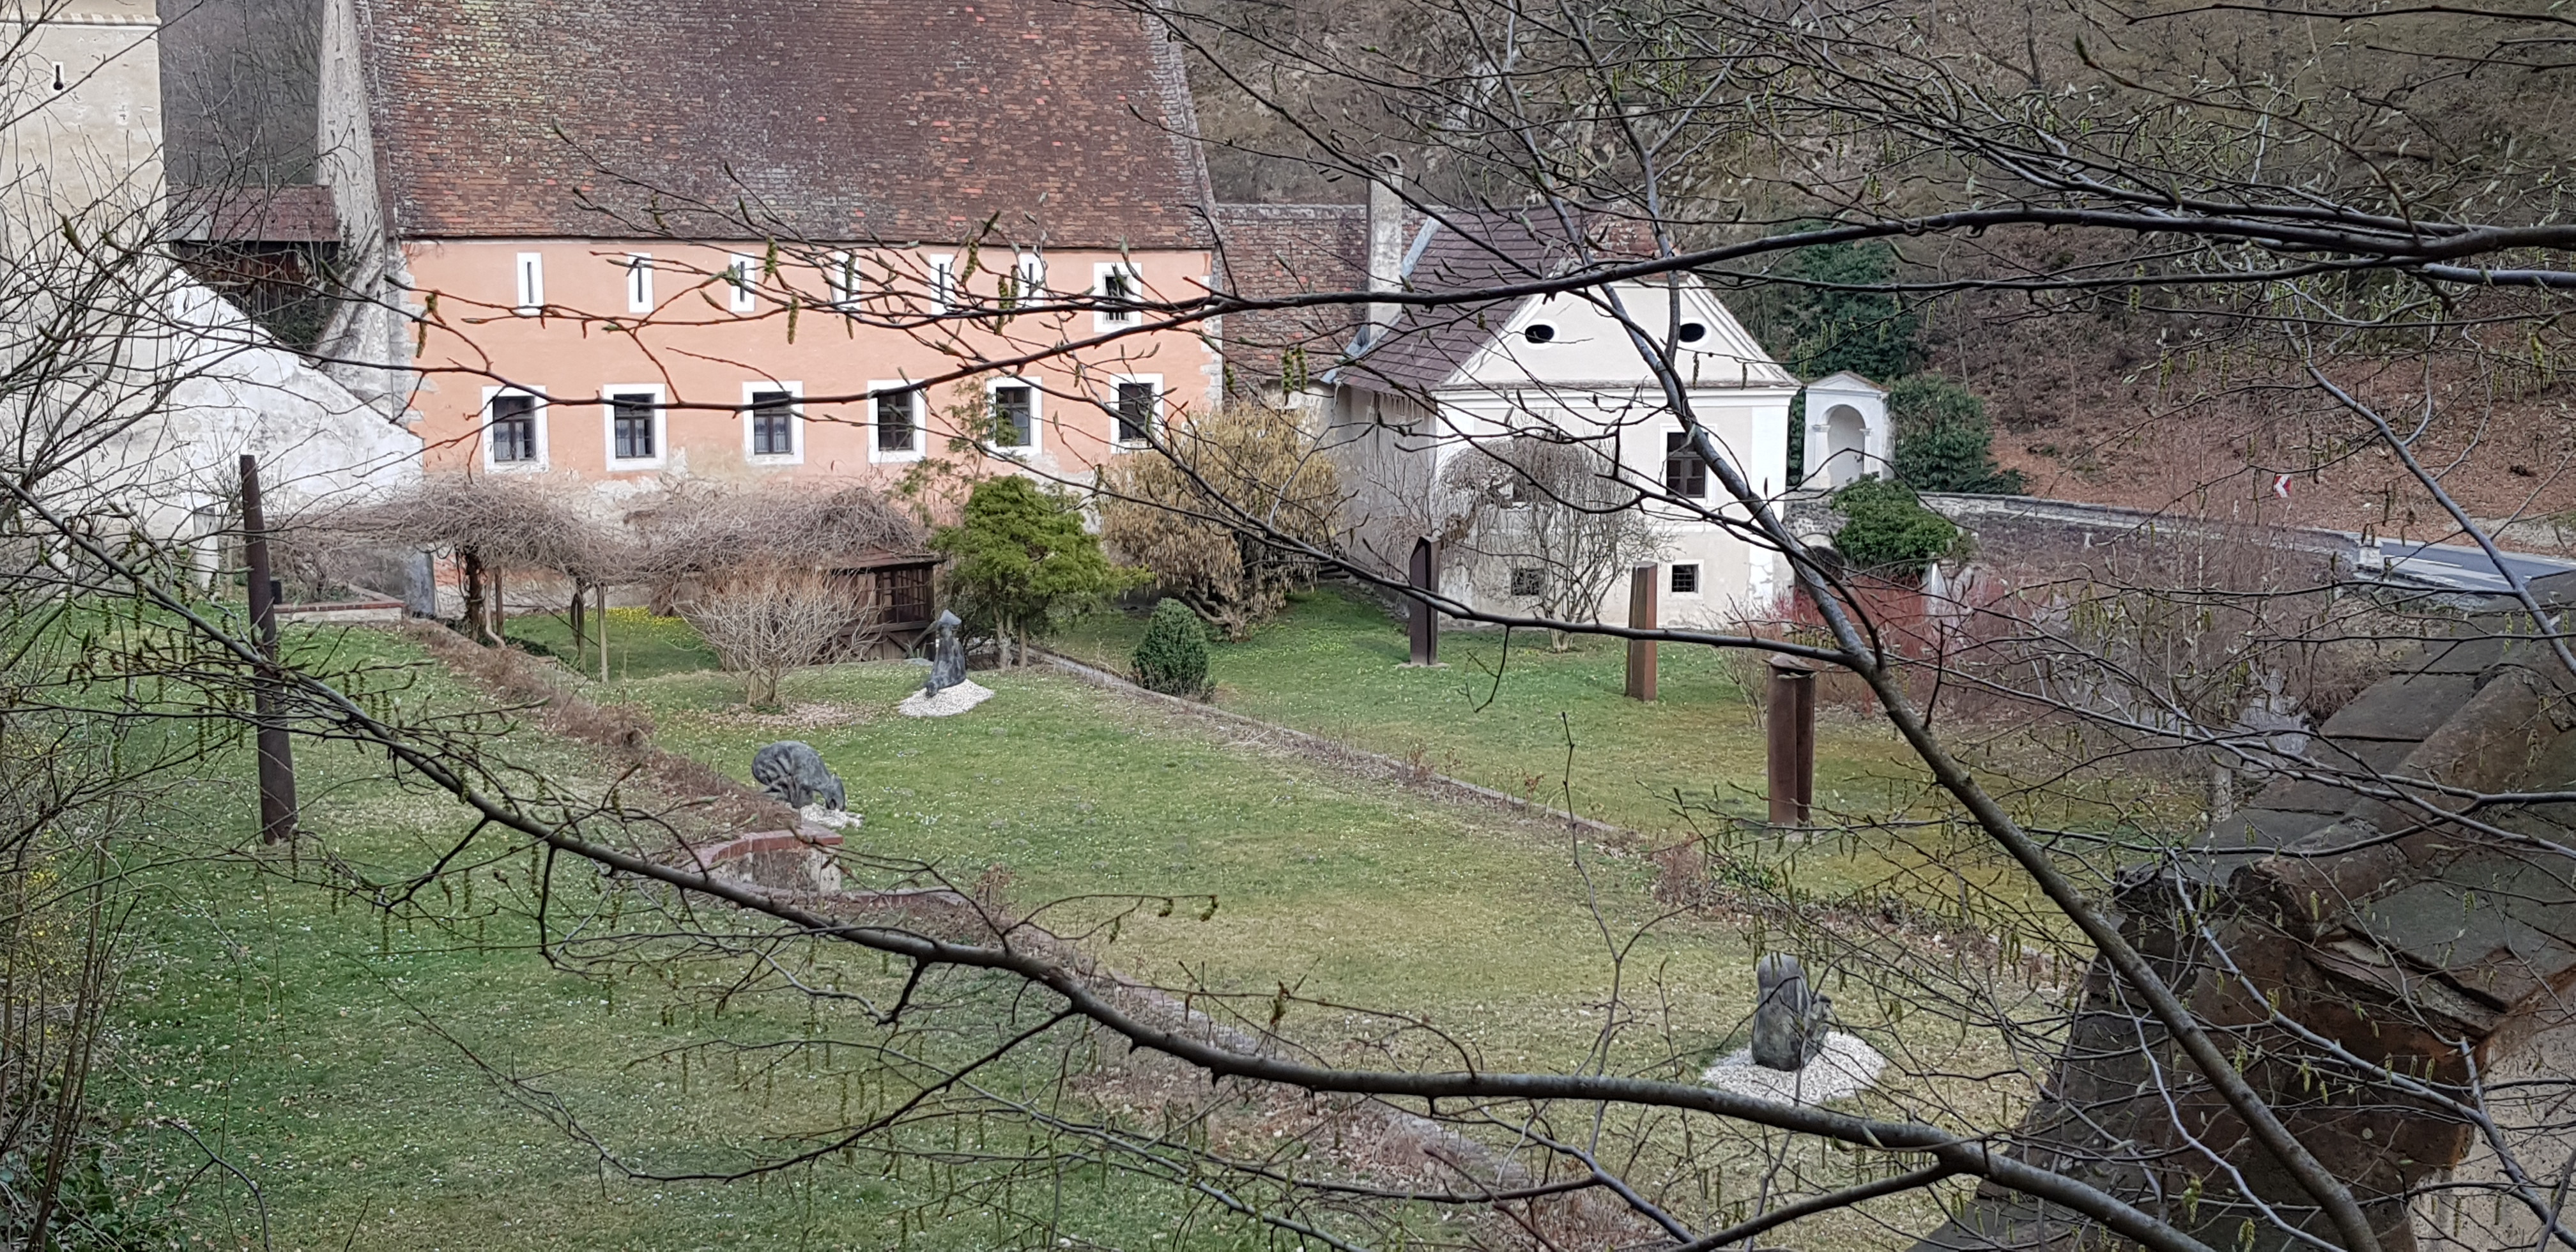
[111,628,2012,1251]
[502,606,724,680]
[1054,590,1926,837]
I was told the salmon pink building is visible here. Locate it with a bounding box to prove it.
[316,0,1218,498]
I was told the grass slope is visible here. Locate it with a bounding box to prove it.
[116,630,1888,1251]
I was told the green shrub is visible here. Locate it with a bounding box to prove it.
[933,475,1133,666]
[1830,477,1959,573]
[1888,376,2025,494]
[1132,597,1211,697]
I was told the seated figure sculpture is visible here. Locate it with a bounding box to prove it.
[751,740,846,811]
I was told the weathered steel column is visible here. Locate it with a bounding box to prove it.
[1406,537,1438,666]
[240,455,298,843]
[1767,655,1816,826]
[1624,564,1657,701]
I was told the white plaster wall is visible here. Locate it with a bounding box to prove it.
[0,4,162,223]
[2413,1005,2576,1252]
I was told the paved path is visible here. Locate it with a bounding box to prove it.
[2375,538,2576,595]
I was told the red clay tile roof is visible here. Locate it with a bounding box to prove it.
[355,0,1214,248]
[1210,203,1368,390]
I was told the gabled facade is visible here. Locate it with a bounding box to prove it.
[1309,205,1804,626]
[303,0,1220,499]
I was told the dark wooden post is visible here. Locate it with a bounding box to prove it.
[1767,655,1816,827]
[1406,537,1438,666]
[240,455,298,844]
[1624,565,1657,701]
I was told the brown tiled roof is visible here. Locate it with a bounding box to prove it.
[1210,203,1368,392]
[355,0,1214,247]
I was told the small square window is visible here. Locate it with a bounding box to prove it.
[876,390,917,454]
[1664,432,1708,498]
[727,254,758,314]
[1669,563,1701,595]
[992,385,1035,448]
[749,390,795,456]
[1509,567,1544,597]
[1115,381,1156,443]
[610,392,657,460]
[489,393,538,462]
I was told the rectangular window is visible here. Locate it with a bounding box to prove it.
[489,393,538,462]
[1002,253,1043,312]
[1669,563,1701,595]
[514,252,543,315]
[875,389,917,454]
[992,385,1034,448]
[727,253,757,314]
[827,250,857,310]
[1114,381,1157,443]
[1510,567,1544,597]
[1095,262,1139,327]
[749,389,795,457]
[625,254,652,313]
[1664,431,1708,498]
[926,254,956,314]
[610,391,657,460]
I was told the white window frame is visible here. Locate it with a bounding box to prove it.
[867,381,926,464]
[985,376,1042,454]
[726,252,758,314]
[1006,252,1044,309]
[479,385,549,471]
[1668,561,1705,598]
[1092,261,1143,330]
[926,253,956,315]
[601,383,667,470]
[741,380,804,465]
[624,253,653,314]
[514,252,544,316]
[827,250,858,311]
[1105,372,1163,450]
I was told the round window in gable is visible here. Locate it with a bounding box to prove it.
[1678,322,1708,343]
[1523,323,1557,344]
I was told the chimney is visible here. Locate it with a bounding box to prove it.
[1365,154,1406,346]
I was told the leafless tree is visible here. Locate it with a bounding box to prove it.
[1440,434,1666,648]
[679,564,878,706]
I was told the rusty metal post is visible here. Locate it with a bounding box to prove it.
[1624,565,1657,701]
[240,455,298,843]
[1767,655,1816,826]
[1406,537,1438,666]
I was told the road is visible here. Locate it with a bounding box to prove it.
[2375,538,2576,596]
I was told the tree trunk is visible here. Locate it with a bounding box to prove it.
[570,581,586,655]
[597,582,610,681]
[461,548,487,643]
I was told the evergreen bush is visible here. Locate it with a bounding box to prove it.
[1830,477,1959,573]
[1888,376,2026,494]
[1133,597,1211,697]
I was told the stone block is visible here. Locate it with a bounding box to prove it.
[2317,672,2479,742]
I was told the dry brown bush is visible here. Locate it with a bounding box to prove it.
[680,565,878,706]
[1098,406,1341,640]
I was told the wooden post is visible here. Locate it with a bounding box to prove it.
[1767,655,1816,827]
[1624,565,1657,701]
[1406,537,1438,666]
[240,455,298,844]
[596,582,610,681]
[490,569,505,641]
